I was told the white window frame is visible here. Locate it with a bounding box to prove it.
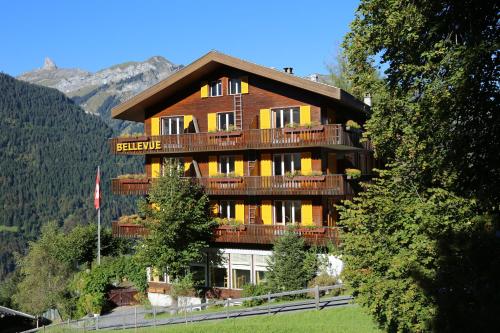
[209,80,222,97]
[219,155,235,175]
[274,200,301,225]
[161,116,184,135]
[272,153,301,176]
[219,200,236,219]
[228,78,242,95]
[271,107,300,128]
[217,111,236,131]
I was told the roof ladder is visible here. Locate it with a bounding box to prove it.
[234,94,243,129]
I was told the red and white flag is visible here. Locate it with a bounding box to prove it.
[94,167,100,210]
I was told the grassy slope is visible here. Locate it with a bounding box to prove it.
[101,305,382,333]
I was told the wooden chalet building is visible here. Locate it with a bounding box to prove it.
[110,51,373,301]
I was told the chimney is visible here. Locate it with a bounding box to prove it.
[283,67,294,75]
[364,93,372,107]
[309,74,319,82]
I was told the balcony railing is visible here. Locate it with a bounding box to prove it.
[111,175,352,196]
[109,124,369,155]
[112,222,340,247]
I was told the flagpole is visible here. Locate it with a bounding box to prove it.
[97,165,101,266]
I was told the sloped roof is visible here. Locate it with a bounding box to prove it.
[112,51,365,122]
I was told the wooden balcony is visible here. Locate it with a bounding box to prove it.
[109,124,369,155]
[112,222,340,247]
[111,175,352,196]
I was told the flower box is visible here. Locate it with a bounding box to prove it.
[283,125,324,133]
[117,136,150,142]
[217,225,246,231]
[208,130,242,138]
[119,178,149,184]
[297,227,326,234]
[209,177,243,183]
[291,175,326,181]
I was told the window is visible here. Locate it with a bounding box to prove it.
[162,157,184,176]
[274,200,301,225]
[190,265,206,287]
[255,271,267,285]
[273,153,301,176]
[217,112,235,131]
[272,107,300,128]
[209,80,222,97]
[228,78,241,95]
[232,269,251,289]
[210,267,228,288]
[219,155,235,175]
[219,200,236,219]
[161,116,184,135]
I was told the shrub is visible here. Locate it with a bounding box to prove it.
[345,120,361,129]
[345,168,362,179]
[242,283,270,307]
[308,273,341,297]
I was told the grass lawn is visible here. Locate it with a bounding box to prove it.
[101,305,381,333]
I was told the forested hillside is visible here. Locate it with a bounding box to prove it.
[0,73,140,280]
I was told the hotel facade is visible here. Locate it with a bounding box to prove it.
[110,51,374,301]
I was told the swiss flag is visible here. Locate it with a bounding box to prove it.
[94,168,100,210]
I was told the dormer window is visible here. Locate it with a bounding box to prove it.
[228,78,241,95]
[209,80,222,97]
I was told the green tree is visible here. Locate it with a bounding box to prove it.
[135,164,216,279]
[340,1,500,331]
[266,230,318,292]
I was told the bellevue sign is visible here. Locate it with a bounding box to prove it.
[116,140,161,152]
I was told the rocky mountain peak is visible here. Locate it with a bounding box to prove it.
[43,57,57,70]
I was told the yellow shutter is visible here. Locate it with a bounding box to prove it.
[184,115,193,130]
[241,76,249,94]
[235,155,244,176]
[201,81,208,98]
[261,200,272,225]
[299,105,311,125]
[208,113,217,131]
[260,154,272,176]
[259,109,271,129]
[301,152,312,175]
[210,201,219,216]
[301,200,313,226]
[235,201,244,223]
[184,157,192,173]
[151,157,161,178]
[151,117,160,136]
[209,155,218,176]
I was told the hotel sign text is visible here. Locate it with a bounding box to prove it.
[116,141,161,152]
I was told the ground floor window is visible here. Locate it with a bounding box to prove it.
[232,269,251,289]
[255,270,267,285]
[210,267,228,288]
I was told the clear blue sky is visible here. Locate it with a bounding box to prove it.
[0,0,359,77]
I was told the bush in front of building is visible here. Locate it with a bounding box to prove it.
[266,230,318,294]
[242,283,270,307]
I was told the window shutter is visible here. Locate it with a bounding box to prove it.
[261,201,272,225]
[184,157,192,175]
[299,105,311,125]
[151,117,160,136]
[301,200,313,226]
[183,115,193,131]
[235,201,245,223]
[201,81,208,98]
[235,155,244,176]
[209,155,218,176]
[241,76,249,94]
[301,152,312,175]
[208,113,217,131]
[259,109,271,129]
[210,201,219,216]
[151,157,161,178]
[260,154,272,176]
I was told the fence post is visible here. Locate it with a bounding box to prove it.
[315,285,320,310]
[153,306,156,328]
[226,299,230,319]
[67,318,70,330]
[267,292,271,315]
[83,318,86,332]
[95,315,99,331]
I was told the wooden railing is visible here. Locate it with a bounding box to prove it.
[109,124,368,155]
[111,175,351,196]
[112,222,340,247]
